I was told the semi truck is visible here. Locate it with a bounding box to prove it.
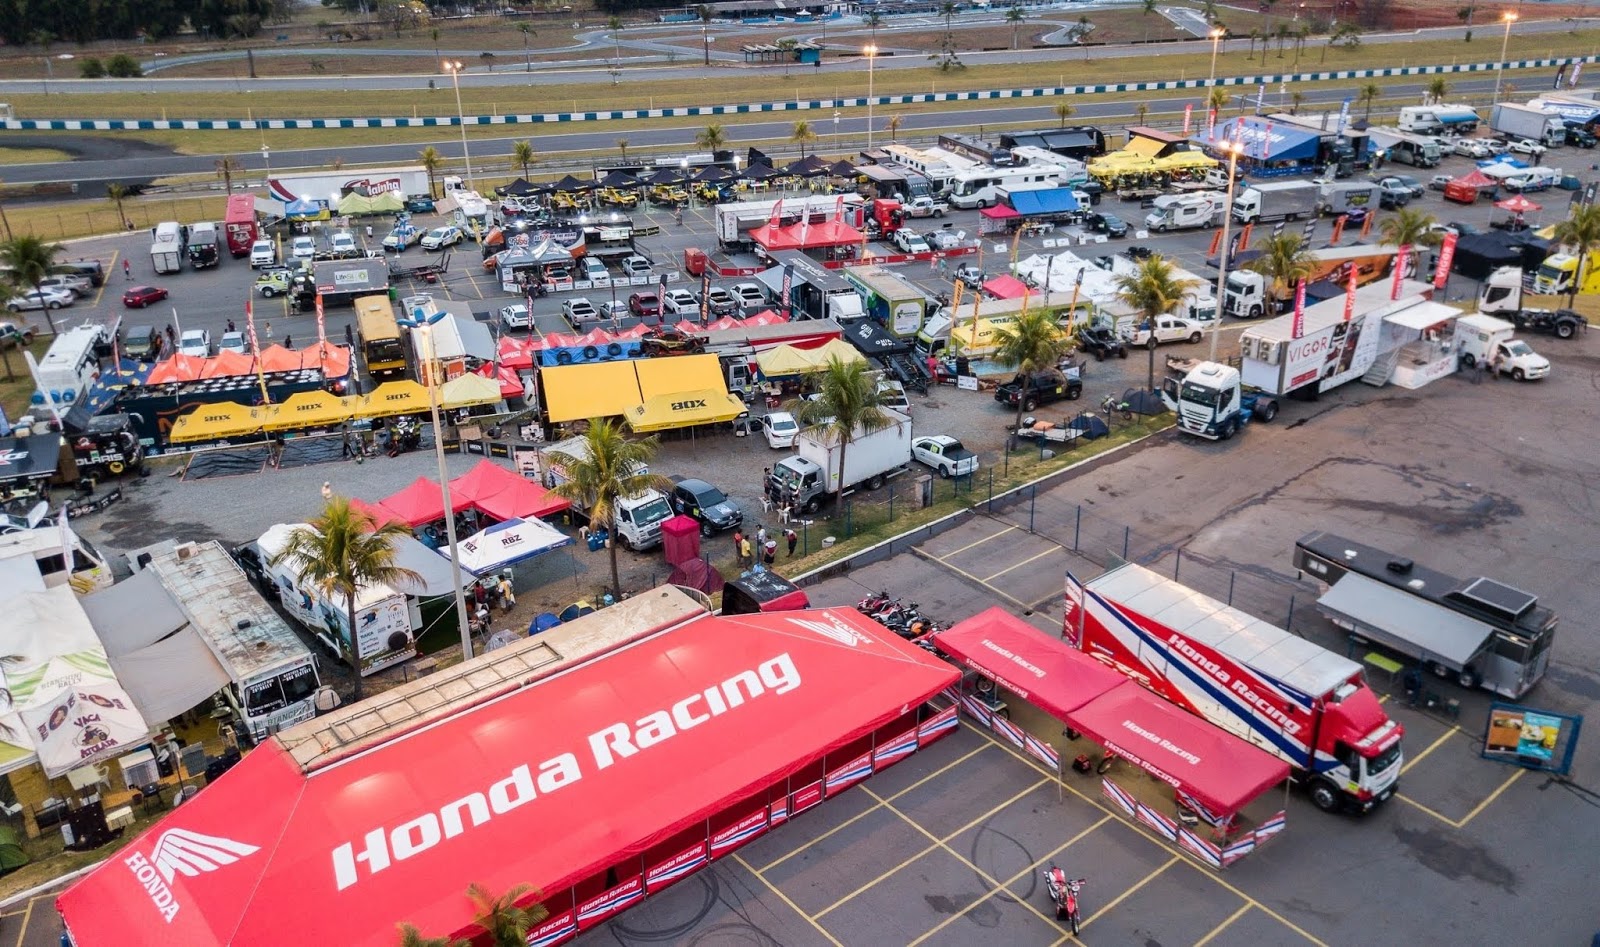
[1231,180,1319,224]
[267,165,431,205]
[1397,104,1481,134]
[185,222,220,269]
[1222,244,1401,319]
[1477,266,1589,338]
[767,409,912,513]
[1065,563,1404,813]
[256,523,419,677]
[1530,248,1600,298]
[1490,103,1565,147]
[542,435,673,551]
[844,264,933,339]
[1365,128,1442,168]
[1294,531,1557,699]
[1529,91,1600,130]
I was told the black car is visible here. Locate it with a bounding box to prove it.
[230,543,280,602]
[1078,324,1129,361]
[669,478,744,536]
[1565,126,1597,148]
[1084,212,1128,239]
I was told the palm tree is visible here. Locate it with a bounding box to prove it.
[419,145,443,198]
[1206,86,1230,112]
[697,5,714,66]
[696,124,728,151]
[267,495,420,702]
[990,308,1072,435]
[511,140,535,179]
[1424,76,1450,104]
[1,235,65,334]
[616,138,630,163]
[1358,82,1382,121]
[106,182,130,229]
[607,15,624,64]
[1115,254,1198,395]
[1550,203,1600,304]
[465,883,549,947]
[791,120,818,159]
[1378,206,1441,250]
[884,115,904,142]
[214,156,243,194]
[865,11,883,39]
[1006,5,1027,49]
[1245,232,1315,318]
[1289,90,1306,114]
[1054,101,1075,128]
[784,358,892,506]
[396,923,469,947]
[1134,103,1149,126]
[546,419,670,595]
[519,23,536,72]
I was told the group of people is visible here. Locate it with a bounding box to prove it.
[732,524,799,569]
[467,572,518,636]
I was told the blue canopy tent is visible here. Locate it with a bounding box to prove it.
[284,196,328,221]
[1008,188,1080,218]
[1195,119,1322,175]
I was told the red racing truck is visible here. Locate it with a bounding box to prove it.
[1065,563,1403,813]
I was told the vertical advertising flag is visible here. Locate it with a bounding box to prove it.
[780,264,794,315]
[1184,103,1194,135]
[1554,62,1569,89]
[1291,278,1307,339]
[1359,211,1375,240]
[315,292,326,345]
[1256,83,1266,115]
[1343,264,1358,322]
[1207,228,1224,258]
[1434,232,1457,290]
[1572,62,1584,88]
[699,270,711,326]
[1391,244,1410,300]
[245,299,270,405]
[1337,97,1352,136]
[1207,108,1217,141]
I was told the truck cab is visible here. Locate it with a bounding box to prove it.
[1161,361,1278,440]
[770,456,830,513]
[1531,250,1600,297]
[1478,265,1590,339]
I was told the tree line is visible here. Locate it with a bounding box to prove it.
[0,0,288,45]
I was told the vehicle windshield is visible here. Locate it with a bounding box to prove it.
[1364,740,1403,778]
[1504,341,1533,356]
[693,485,728,506]
[771,417,797,433]
[634,496,672,527]
[1225,274,1252,293]
[1180,381,1221,407]
[1536,264,1563,281]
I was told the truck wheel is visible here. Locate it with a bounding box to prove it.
[867,474,885,490]
[1556,321,1576,339]
[1309,780,1342,813]
[1257,401,1278,422]
[803,498,819,514]
[618,533,634,551]
[1022,398,1037,411]
[1188,332,1202,344]
[1146,336,1159,350]
[261,287,277,297]
[700,522,713,538]
[933,209,944,218]
[1066,386,1082,401]
[1218,419,1236,440]
[939,466,951,478]
[1460,353,1476,368]
[1458,666,1481,689]
[1249,306,1263,320]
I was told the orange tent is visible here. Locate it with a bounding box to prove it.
[299,340,351,377]
[146,354,208,385]
[199,350,258,379]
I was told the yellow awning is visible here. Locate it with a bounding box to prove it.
[360,380,434,419]
[755,344,817,376]
[810,338,867,368]
[439,372,503,409]
[1123,136,1165,158]
[167,401,264,443]
[626,390,747,432]
[1153,152,1219,171]
[540,361,644,423]
[634,353,724,398]
[263,390,360,432]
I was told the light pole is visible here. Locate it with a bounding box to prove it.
[261,144,271,185]
[1209,140,1243,363]
[1208,28,1224,85]
[834,110,841,151]
[1493,12,1518,103]
[443,60,475,190]
[396,308,475,663]
[864,44,879,150]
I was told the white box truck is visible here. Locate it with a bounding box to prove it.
[1317,181,1378,217]
[1366,127,1443,168]
[150,220,183,275]
[542,435,674,550]
[767,409,913,512]
[256,523,419,676]
[1490,103,1565,147]
[1454,313,1550,380]
[1231,180,1319,224]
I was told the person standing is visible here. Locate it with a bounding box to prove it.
[763,538,777,565]
[226,319,236,334]
[732,529,744,562]
[755,524,768,551]
[739,534,753,569]
[498,573,516,611]
[122,259,132,281]
[265,321,274,341]
[785,527,798,557]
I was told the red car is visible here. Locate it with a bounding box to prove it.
[628,291,661,318]
[122,285,169,308]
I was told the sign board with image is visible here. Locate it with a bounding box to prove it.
[1481,702,1583,775]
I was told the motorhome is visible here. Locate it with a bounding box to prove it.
[34,322,109,412]
[0,517,114,592]
[947,165,1072,209]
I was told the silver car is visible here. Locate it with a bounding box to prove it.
[7,287,73,311]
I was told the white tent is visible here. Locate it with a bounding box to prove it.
[444,517,573,576]
[81,570,231,724]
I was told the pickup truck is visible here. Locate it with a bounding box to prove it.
[0,321,35,350]
[405,194,436,214]
[994,368,1083,411]
[904,196,950,219]
[1127,314,1205,349]
[912,435,979,477]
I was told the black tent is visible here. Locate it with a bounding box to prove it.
[828,159,858,177]
[691,165,733,183]
[1120,387,1168,416]
[498,178,538,197]
[645,168,685,185]
[1452,232,1527,281]
[551,174,593,192]
[1065,413,1110,440]
[785,155,830,177]
[747,147,772,168]
[742,163,781,181]
[597,170,641,189]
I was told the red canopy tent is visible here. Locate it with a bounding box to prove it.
[57,607,959,946]
[497,336,534,369]
[449,459,571,520]
[376,476,470,527]
[197,350,256,380]
[1454,169,1496,189]
[932,608,1126,719]
[777,218,864,249]
[478,362,526,399]
[748,223,803,252]
[981,275,1033,300]
[741,310,788,327]
[299,340,352,377]
[255,344,302,373]
[348,496,411,531]
[705,316,743,331]
[145,354,207,385]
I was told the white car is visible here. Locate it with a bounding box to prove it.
[178,329,211,357]
[329,232,359,257]
[662,288,700,315]
[499,304,531,330]
[891,229,931,254]
[580,257,610,285]
[250,239,277,268]
[7,288,73,311]
[760,411,799,449]
[382,226,421,251]
[730,283,766,308]
[1508,138,1547,156]
[420,226,463,250]
[621,255,652,277]
[912,435,979,478]
[1454,138,1492,158]
[599,300,628,322]
[876,378,911,415]
[218,331,249,355]
[290,236,316,261]
[562,298,598,323]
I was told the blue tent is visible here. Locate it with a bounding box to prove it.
[1009,188,1080,217]
[284,197,325,220]
[1198,119,1321,163]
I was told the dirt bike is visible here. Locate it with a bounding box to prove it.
[1043,866,1086,934]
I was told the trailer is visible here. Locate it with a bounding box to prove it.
[714,195,864,249]
[267,165,431,205]
[1066,563,1404,812]
[1231,180,1320,224]
[388,251,451,285]
[1398,104,1481,134]
[768,409,912,511]
[1222,244,1401,318]
[1294,531,1557,698]
[298,258,391,310]
[1234,281,1433,396]
[1365,127,1442,168]
[843,264,933,339]
[1490,103,1565,146]
[150,220,183,275]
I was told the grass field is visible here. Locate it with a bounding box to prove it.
[0,147,72,165]
[13,195,228,244]
[0,336,52,419]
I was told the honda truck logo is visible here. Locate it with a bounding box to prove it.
[124,829,259,923]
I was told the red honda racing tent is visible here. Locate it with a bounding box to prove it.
[58,607,959,946]
[932,607,1126,719]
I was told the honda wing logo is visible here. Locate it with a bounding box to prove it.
[787,616,871,647]
[125,829,259,923]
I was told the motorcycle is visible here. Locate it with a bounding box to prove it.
[388,416,422,457]
[1043,866,1086,934]
[857,590,896,614]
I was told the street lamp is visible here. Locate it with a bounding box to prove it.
[443,60,474,189]
[834,109,841,151]
[1494,12,1518,103]
[1209,139,1244,363]
[863,44,879,150]
[261,144,271,184]
[396,307,475,663]
[1208,28,1225,85]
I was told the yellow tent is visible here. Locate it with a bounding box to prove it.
[263,390,360,432]
[1122,136,1165,159]
[540,361,644,423]
[809,338,867,368]
[1153,152,1219,172]
[626,391,747,432]
[360,380,434,419]
[167,402,265,443]
[755,344,818,377]
[439,372,503,409]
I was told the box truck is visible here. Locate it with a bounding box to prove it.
[1490,103,1565,146]
[1231,180,1320,224]
[185,222,220,269]
[150,221,183,275]
[1294,530,1557,699]
[542,435,673,551]
[1065,563,1404,812]
[1317,182,1378,217]
[1222,244,1402,319]
[767,409,912,512]
[844,264,933,339]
